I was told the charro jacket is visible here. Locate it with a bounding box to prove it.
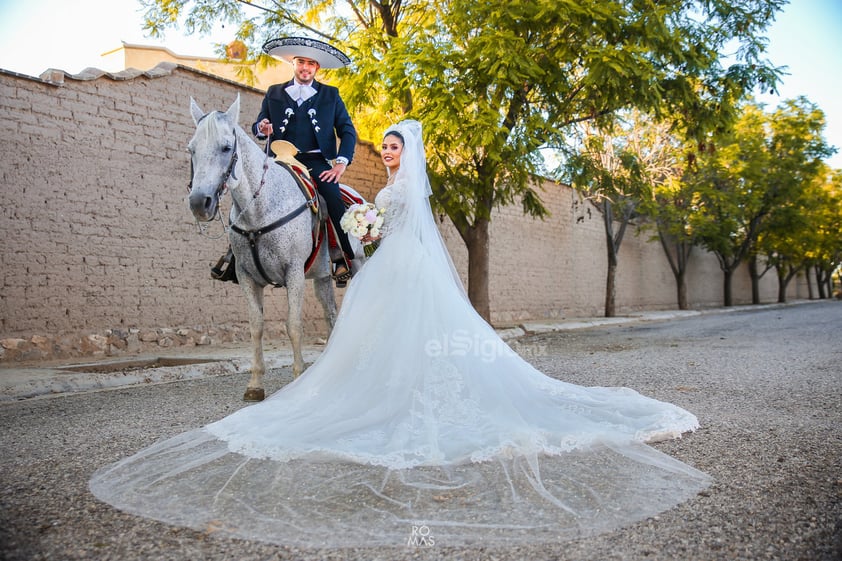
[251,80,356,164]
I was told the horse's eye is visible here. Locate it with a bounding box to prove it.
[222,144,232,153]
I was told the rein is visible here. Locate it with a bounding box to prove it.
[227,133,317,287]
[227,134,271,226]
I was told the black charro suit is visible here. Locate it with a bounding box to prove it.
[252,80,357,259]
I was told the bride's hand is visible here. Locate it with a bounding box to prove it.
[361,232,380,243]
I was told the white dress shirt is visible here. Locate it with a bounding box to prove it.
[285,81,317,106]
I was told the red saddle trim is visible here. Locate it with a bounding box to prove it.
[341,187,364,207]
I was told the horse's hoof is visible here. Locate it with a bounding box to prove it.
[243,388,265,402]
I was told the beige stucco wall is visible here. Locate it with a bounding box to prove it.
[0,63,807,362]
[100,43,294,92]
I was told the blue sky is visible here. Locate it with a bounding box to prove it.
[754,0,842,169]
[0,0,839,168]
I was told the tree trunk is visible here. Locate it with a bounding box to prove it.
[815,265,827,299]
[463,217,491,322]
[602,203,618,318]
[776,267,788,303]
[748,255,761,305]
[605,260,617,317]
[676,269,688,310]
[723,268,734,307]
[657,230,691,311]
[805,267,815,299]
[821,267,833,299]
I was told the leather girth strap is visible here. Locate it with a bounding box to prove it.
[229,160,322,286]
[229,201,313,287]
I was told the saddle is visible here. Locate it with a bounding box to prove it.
[270,146,364,276]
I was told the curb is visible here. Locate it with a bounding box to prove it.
[0,301,819,402]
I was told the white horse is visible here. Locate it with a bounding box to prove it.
[187,95,338,401]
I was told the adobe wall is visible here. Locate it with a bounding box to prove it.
[482,180,804,324]
[0,64,805,362]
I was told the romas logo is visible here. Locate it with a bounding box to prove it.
[406,524,435,547]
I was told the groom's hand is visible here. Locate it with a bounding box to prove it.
[320,162,347,183]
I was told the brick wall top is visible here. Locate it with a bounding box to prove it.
[1,61,264,92]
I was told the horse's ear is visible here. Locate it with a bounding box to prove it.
[190,97,204,125]
[225,94,241,123]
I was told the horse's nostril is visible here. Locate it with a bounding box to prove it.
[188,192,215,217]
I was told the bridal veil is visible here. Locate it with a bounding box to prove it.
[90,120,710,547]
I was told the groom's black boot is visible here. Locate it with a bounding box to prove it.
[332,256,353,288]
[211,247,238,283]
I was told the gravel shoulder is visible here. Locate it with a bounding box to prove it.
[0,301,840,560]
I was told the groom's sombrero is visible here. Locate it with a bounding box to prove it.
[262,37,351,69]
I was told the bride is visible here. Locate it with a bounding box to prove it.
[90,120,710,547]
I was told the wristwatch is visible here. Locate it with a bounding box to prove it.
[335,156,349,166]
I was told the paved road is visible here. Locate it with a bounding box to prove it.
[1,301,839,560]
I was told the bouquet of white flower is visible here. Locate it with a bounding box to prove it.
[340,202,385,257]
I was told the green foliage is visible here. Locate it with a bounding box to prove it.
[691,98,834,267]
[756,98,839,278]
[143,0,786,230]
[562,111,687,313]
[803,170,842,272]
[688,103,768,266]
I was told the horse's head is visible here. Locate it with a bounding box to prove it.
[187,96,241,221]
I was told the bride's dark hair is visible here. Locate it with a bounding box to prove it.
[383,130,404,144]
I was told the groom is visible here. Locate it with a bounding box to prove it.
[254,37,358,286]
[211,37,357,287]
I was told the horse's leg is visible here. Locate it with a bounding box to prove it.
[313,273,337,334]
[239,277,266,402]
[312,245,337,333]
[286,267,307,378]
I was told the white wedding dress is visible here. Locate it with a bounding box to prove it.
[90,121,710,548]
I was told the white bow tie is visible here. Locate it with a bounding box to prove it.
[286,83,316,106]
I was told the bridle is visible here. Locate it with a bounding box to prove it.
[186,115,239,218]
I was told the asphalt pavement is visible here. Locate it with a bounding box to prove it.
[0,300,839,560]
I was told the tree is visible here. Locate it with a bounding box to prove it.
[416,0,784,319]
[564,113,684,316]
[750,97,834,302]
[143,0,784,320]
[689,99,834,306]
[640,140,701,311]
[758,167,837,303]
[808,169,842,298]
[689,103,776,306]
[758,176,817,303]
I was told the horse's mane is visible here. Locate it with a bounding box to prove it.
[195,111,235,145]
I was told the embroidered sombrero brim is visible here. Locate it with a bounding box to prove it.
[262,37,351,69]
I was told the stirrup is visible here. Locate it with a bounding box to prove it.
[211,248,238,283]
[332,261,352,288]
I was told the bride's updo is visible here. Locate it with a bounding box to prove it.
[383,130,404,144]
